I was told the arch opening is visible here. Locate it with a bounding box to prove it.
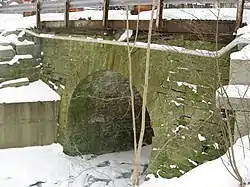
[66,70,154,155]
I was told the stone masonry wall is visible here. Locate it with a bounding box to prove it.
[41,38,232,178]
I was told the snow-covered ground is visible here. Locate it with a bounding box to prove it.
[141,135,250,187]
[0,143,151,187]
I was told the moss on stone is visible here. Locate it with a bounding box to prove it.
[41,38,234,178]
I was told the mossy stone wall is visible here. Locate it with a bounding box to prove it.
[41,38,232,178]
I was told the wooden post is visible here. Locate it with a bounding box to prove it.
[156,0,164,29]
[64,0,69,28]
[36,0,41,29]
[235,0,245,32]
[102,0,109,28]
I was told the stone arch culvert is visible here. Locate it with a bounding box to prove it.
[66,70,154,155]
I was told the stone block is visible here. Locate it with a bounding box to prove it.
[0,58,41,79]
[234,111,250,141]
[15,44,41,58]
[0,45,15,61]
[237,43,247,51]
[0,78,30,89]
[0,37,10,46]
[229,59,250,85]
[216,85,250,111]
[1,30,20,37]
[0,101,60,148]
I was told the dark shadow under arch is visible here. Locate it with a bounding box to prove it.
[67,70,154,155]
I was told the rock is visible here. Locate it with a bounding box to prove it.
[96,160,111,167]
[15,44,40,57]
[0,45,15,61]
[0,77,30,89]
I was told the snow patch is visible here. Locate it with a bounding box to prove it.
[0,54,33,65]
[188,159,198,166]
[60,84,65,89]
[49,81,58,90]
[0,45,13,51]
[170,165,177,169]
[177,67,189,70]
[14,39,34,46]
[198,134,206,142]
[217,84,250,99]
[176,81,198,93]
[172,125,189,134]
[141,135,250,187]
[0,77,29,88]
[213,143,220,150]
[118,29,133,42]
[230,44,250,60]
[0,144,151,187]
[171,100,184,106]
[0,80,61,104]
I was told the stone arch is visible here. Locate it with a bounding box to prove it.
[63,70,154,155]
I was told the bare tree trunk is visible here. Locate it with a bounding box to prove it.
[132,0,156,186]
[125,0,137,160]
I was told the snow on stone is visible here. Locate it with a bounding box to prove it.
[237,25,250,36]
[217,84,250,99]
[0,77,29,88]
[172,125,189,134]
[179,170,185,174]
[177,97,184,101]
[5,33,18,43]
[0,45,13,51]
[195,49,217,56]
[118,29,133,42]
[169,71,176,74]
[213,143,220,150]
[60,85,65,89]
[0,37,10,45]
[9,2,19,5]
[176,81,198,93]
[0,54,33,65]
[198,134,206,141]
[141,134,250,187]
[230,44,250,60]
[0,34,22,45]
[40,33,55,38]
[49,80,58,90]
[188,159,198,166]
[0,144,151,187]
[171,100,184,106]
[0,80,61,104]
[177,67,189,70]
[14,39,34,46]
[202,99,207,103]
[18,30,25,37]
[170,165,177,169]
[135,42,186,52]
